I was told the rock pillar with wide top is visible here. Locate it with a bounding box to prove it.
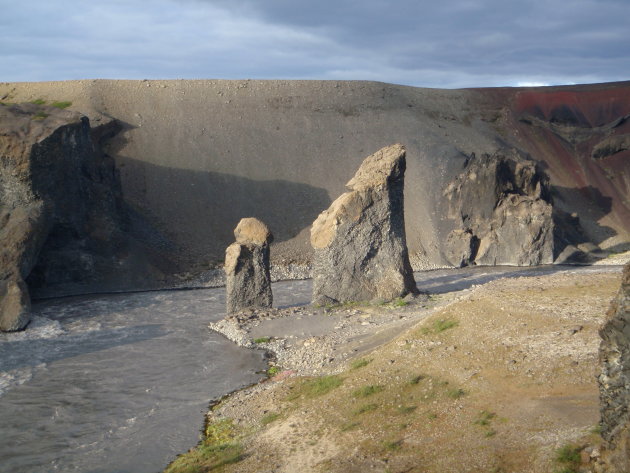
[310,144,418,305]
[225,218,273,314]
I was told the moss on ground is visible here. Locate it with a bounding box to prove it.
[164,419,244,473]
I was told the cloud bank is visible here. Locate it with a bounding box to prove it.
[1,0,628,87]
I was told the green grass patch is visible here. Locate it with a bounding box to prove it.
[377,297,409,308]
[30,98,46,105]
[554,443,581,473]
[32,111,49,120]
[205,418,237,443]
[421,318,459,335]
[167,442,243,473]
[260,412,281,426]
[390,297,408,308]
[51,101,72,109]
[254,337,271,344]
[350,358,372,370]
[352,385,383,398]
[286,375,343,400]
[165,418,243,473]
[473,410,496,426]
[267,366,281,377]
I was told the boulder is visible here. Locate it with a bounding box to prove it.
[598,262,630,473]
[0,276,31,331]
[443,150,554,266]
[225,218,273,314]
[310,144,417,305]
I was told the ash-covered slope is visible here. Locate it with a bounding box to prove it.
[1,80,629,284]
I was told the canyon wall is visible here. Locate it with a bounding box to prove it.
[1,80,629,294]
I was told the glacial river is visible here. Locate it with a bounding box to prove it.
[0,265,619,473]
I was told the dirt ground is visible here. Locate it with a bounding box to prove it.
[184,265,627,473]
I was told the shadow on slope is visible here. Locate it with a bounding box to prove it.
[551,184,618,261]
[115,156,332,268]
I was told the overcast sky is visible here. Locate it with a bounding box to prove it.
[1,0,628,88]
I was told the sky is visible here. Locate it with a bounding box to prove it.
[1,0,628,88]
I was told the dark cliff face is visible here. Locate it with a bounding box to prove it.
[598,262,630,472]
[0,103,172,330]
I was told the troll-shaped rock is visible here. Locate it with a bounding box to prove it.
[225,218,273,314]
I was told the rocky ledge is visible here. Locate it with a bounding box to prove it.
[209,291,430,376]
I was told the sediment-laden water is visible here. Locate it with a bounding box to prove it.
[0,265,618,473]
[0,288,270,473]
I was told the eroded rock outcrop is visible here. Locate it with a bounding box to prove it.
[311,144,417,305]
[225,218,273,314]
[1,103,166,330]
[443,150,554,267]
[0,104,91,330]
[598,262,630,472]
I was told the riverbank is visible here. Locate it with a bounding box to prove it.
[165,260,628,473]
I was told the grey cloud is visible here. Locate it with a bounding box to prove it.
[1,0,628,87]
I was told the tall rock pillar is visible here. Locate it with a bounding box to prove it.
[310,144,418,305]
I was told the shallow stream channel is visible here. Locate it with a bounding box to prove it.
[0,264,618,473]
